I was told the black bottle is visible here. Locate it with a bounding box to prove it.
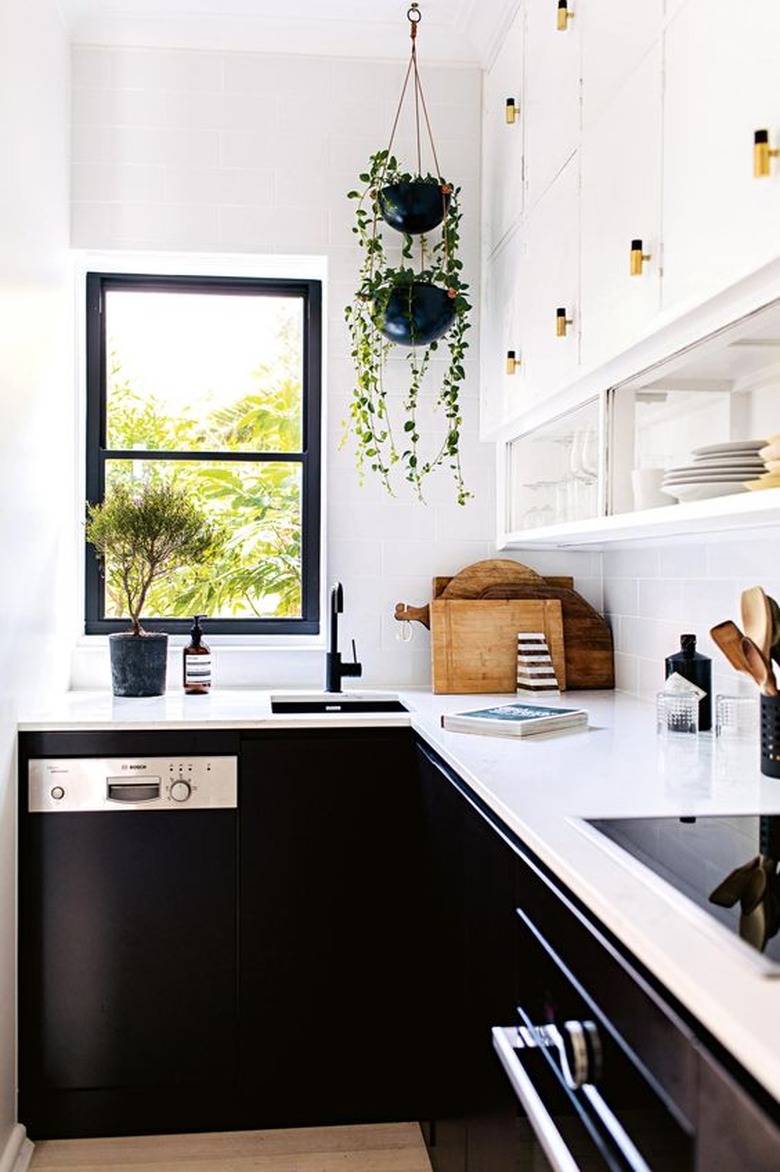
[665,633,712,731]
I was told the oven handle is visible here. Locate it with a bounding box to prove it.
[492,1026,652,1172]
[492,1025,582,1172]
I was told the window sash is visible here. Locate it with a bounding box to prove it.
[84,272,322,636]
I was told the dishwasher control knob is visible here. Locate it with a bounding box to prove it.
[170,780,192,803]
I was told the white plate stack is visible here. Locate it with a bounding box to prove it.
[661,440,767,502]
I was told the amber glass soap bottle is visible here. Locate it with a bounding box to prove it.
[183,614,211,694]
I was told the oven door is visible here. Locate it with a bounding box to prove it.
[491,905,694,1171]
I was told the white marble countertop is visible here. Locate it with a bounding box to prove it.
[18,686,780,1101]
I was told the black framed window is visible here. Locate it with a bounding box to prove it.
[85,272,321,635]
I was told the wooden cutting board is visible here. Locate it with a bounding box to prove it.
[480,583,614,689]
[436,558,545,599]
[430,598,566,695]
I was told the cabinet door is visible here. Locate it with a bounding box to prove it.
[524,0,581,211]
[580,0,663,130]
[239,729,428,1129]
[580,44,663,372]
[480,226,528,437]
[417,743,521,1172]
[483,6,525,257]
[663,0,780,312]
[517,154,581,402]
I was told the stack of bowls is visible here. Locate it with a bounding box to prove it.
[661,440,767,502]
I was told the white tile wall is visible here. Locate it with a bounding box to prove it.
[70,42,596,689]
[604,527,780,702]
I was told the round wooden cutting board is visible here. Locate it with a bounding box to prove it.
[438,558,544,599]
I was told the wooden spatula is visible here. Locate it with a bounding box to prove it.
[709,620,753,675]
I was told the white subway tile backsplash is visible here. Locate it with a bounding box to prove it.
[637,577,684,619]
[111,48,224,93]
[223,53,333,99]
[71,163,165,203]
[604,575,638,617]
[70,44,487,687]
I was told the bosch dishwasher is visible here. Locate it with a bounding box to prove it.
[17,734,239,1140]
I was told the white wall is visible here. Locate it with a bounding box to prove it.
[0,0,73,1157]
[604,527,780,703]
[68,44,514,689]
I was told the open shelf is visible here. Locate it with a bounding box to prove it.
[499,483,780,549]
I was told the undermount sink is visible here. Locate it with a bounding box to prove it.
[269,692,408,714]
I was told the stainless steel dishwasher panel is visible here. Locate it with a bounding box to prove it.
[21,755,238,1103]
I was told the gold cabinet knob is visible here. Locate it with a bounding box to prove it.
[506,349,519,374]
[505,98,518,125]
[556,307,573,337]
[557,0,574,31]
[629,238,652,276]
[754,129,779,178]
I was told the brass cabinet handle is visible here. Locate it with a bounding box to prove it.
[557,0,574,31]
[754,129,779,178]
[506,97,518,125]
[556,307,573,337]
[629,238,652,276]
[506,350,519,374]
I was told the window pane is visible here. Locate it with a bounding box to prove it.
[105,290,303,453]
[103,459,303,621]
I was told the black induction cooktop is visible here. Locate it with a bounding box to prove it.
[585,814,780,970]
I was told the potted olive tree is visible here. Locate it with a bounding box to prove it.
[85,479,224,696]
[345,149,472,505]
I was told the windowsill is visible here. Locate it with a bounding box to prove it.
[70,633,327,691]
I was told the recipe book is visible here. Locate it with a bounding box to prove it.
[441,701,588,738]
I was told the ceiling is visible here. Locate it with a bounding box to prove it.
[56,0,518,66]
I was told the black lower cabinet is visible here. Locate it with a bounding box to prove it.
[415,740,780,1172]
[238,728,430,1129]
[417,742,522,1172]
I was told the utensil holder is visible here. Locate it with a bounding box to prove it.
[760,694,780,777]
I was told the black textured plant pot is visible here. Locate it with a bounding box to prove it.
[378,182,450,235]
[378,282,457,346]
[109,632,169,697]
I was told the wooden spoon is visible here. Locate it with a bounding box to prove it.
[741,586,773,661]
[710,620,753,675]
[741,634,778,696]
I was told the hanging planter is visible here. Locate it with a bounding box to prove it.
[343,4,472,506]
[378,180,451,235]
[377,280,457,346]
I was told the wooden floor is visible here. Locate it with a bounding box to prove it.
[28,1122,433,1172]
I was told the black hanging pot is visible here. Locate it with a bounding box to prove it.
[377,281,457,346]
[378,181,450,235]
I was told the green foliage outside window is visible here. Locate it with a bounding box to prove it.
[103,344,305,622]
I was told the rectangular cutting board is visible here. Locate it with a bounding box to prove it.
[430,598,566,695]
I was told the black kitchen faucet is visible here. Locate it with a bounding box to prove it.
[325,581,363,693]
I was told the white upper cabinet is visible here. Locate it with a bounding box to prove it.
[516,154,581,401]
[480,156,581,436]
[480,226,526,437]
[482,7,525,258]
[523,0,581,210]
[662,0,780,312]
[580,0,664,130]
[580,45,663,371]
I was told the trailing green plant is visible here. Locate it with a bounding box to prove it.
[344,149,472,505]
[85,478,226,635]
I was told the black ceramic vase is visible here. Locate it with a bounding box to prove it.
[378,181,450,235]
[377,281,457,346]
[109,631,169,697]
